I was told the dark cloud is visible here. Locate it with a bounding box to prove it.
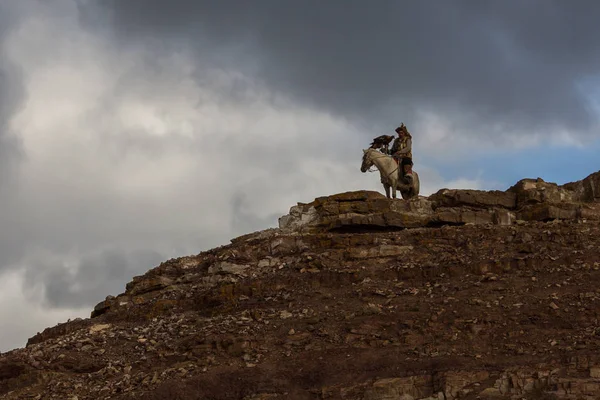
[0,62,23,183]
[0,3,26,275]
[87,0,600,136]
[0,4,25,184]
[23,248,165,308]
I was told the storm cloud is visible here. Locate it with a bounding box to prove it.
[0,2,26,183]
[89,0,600,140]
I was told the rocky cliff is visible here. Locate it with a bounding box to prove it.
[1,172,600,400]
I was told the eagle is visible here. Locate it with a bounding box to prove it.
[369,135,395,153]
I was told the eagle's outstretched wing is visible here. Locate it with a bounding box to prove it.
[370,135,394,149]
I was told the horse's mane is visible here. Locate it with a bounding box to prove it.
[366,148,390,157]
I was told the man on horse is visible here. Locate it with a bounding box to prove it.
[390,123,413,184]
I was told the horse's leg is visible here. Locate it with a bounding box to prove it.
[383,183,391,199]
[405,177,417,199]
[396,181,406,200]
[391,181,397,199]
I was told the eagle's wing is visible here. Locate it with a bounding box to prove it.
[382,135,394,144]
[370,135,389,146]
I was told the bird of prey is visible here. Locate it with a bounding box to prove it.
[369,135,395,153]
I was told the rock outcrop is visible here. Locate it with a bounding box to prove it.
[1,171,600,399]
[279,172,600,232]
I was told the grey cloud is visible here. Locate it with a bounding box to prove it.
[0,4,26,185]
[87,0,600,137]
[0,62,23,183]
[0,3,27,272]
[231,192,280,234]
[23,248,165,308]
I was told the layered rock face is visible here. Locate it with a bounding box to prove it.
[1,172,600,399]
[279,172,600,232]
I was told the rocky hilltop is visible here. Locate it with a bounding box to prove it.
[1,172,600,400]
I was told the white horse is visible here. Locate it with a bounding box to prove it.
[360,148,420,200]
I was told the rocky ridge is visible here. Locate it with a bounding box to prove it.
[279,172,600,232]
[1,171,600,399]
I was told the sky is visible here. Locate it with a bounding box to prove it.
[0,0,599,351]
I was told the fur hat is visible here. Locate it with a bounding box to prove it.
[395,123,407,134]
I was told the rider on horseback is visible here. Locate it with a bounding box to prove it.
[390,123,413,184]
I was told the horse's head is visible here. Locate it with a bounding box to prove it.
[360,149,373,173]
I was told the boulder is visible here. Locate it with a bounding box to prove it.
[562,171,600,203]
[430,189,516,209]
[278,204,319,230]
[517,204,579,221]
[90,299,111,318]
[580,204,600,220]
[434,208,495,225]
[126,276,174,296]
[508,178,574,206]
[208,262,250,277]
[314,190,387,204]
[89,324,111,334]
